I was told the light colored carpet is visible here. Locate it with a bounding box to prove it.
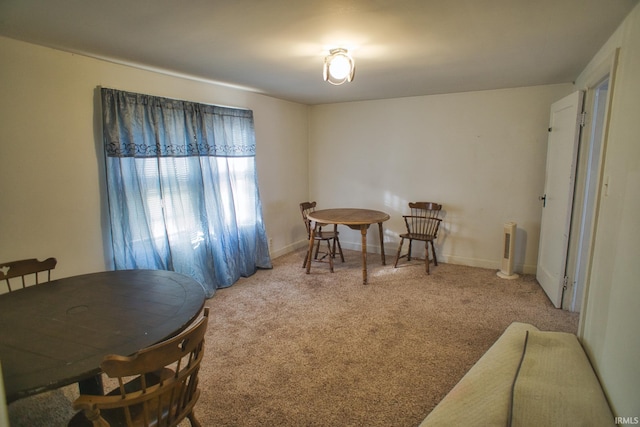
[8,249,578,426]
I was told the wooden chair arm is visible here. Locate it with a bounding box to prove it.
[71,395,111,426]
[72,393,126,411]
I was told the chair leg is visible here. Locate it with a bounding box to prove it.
[424,242,430,274]
[430,240,438,266]
[302,249,310,268]
[188,411,202,427]
[407,240,413,261]
[394,238,404,268]
[335,236,345,262]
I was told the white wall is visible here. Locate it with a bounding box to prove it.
[308,85,572,273]
[0,36,308,281]
[575,3,640,419]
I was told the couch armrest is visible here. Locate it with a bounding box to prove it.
[420,322,538,426]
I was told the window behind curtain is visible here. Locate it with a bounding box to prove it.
[101,88,271,297]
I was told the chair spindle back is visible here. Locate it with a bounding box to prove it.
[0,258,57,293]
[300,201,317,238]
[70,307,210,427]
[406,202,442,238]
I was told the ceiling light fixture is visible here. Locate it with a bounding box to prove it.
[323,48,355,85]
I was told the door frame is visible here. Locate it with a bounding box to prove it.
[568,49,619,329]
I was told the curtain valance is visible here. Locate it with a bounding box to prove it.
[101,88,256,158]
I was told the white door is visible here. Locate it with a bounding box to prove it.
[536,91,584,308]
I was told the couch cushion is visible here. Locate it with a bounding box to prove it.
[508,330,615,427]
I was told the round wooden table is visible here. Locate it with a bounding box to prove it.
[0,269,205,403]
[306,208,390,284]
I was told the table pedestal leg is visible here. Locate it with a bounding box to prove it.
[361,226,368,285]
[378,222,386,265]
[79,374,104,396]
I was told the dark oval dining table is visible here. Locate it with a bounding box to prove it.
[0,269,205,403]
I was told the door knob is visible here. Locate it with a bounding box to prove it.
[539,194,547,207]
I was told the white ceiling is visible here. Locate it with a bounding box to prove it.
[0,0,637,105]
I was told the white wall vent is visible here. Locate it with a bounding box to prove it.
[497,222,520,279]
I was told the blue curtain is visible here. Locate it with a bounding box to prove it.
[101,88,272,297]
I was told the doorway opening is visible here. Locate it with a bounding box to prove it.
[565,77,609,312]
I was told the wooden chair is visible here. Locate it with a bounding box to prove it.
[0,257,57,292]
[300,201,344,272]
[394,202,443,274]
[68,307,210,427]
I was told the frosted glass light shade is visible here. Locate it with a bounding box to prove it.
[323,48,355,85]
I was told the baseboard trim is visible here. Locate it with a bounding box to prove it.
[281,240,536,275]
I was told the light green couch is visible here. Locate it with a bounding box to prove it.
[421,322,615,427]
